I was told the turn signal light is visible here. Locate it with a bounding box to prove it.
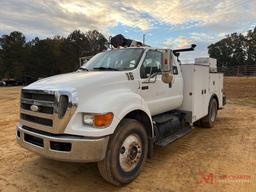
[83,112,113,128]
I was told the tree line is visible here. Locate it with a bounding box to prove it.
[208,27,256,68]
[1,27,256,83]
[0,30,107,83]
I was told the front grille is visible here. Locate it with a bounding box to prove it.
[21,90,55,115]
[20,90,56,132]
[21,103,53,114]
[21,114,53,126]
[22,92,55,102]
[20,89,76,134]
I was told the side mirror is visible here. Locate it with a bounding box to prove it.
[162,73,173,84]
[161,49,173,84]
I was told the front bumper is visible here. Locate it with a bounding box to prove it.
[16,124,109,162]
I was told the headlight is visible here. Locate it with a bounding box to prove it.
[83,112,113,128]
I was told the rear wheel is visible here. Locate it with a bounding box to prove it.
[97,118,148,186]
[201,98,218,128]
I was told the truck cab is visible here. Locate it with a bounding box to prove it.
[16,46,225,186]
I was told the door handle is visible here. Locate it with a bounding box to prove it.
[201,89,207,95]
[141,86,149,90]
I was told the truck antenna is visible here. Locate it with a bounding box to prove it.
[143,34,146,45]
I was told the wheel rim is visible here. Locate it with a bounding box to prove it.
[210,101,217,122]
[119,134,142,172]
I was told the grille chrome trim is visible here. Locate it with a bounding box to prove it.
[20,119,52,130]
[21,109,54,119]
[21,98,54,107]
[20,89,78,134]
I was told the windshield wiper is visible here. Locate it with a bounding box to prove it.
[78,67,89,71]
[93,67,119,71]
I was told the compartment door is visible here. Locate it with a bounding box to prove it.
[193,65,209,120]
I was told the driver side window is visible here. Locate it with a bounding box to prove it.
[140,50,162,79]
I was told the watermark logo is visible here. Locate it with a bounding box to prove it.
[197,172,214,184]
[196,172,252,185]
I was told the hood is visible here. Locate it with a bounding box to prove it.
[26,71,130,90]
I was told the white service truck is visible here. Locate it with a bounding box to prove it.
[16,43,225,185]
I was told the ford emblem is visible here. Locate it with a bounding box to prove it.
[30,104,39,112]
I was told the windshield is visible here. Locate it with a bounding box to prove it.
[81,48,144,71]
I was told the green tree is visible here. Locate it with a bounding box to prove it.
[59,30,107,72]
[0,49,3,79]
[208,27,256,68]
[86,30,107,55]
[28,38,59,79]
[0,29,108,82]
[59,30,88,71]
[0,31,26,80]
[246,28,256,66]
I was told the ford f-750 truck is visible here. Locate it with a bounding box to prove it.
[16,42,225,185]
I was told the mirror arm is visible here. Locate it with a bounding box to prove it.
[143,72,158,84]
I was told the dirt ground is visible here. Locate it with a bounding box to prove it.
[0,77,255,192]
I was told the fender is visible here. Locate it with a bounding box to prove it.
[64,89,153,138]
[209,93,220,109]
[117,94,154,135]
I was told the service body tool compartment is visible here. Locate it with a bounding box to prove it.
[209,73,224,107]
[179,64,210,122]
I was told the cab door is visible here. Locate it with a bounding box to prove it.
[138,50,183,116]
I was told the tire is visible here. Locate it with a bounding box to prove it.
[97,118,148,186]
[201,98,218,128]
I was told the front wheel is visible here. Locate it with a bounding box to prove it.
[201,98,218,128]
[97,118,148,186]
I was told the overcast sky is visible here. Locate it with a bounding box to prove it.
[0,0,256,60]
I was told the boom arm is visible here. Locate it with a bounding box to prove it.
[173,44,197,54]
[110,34,143,48]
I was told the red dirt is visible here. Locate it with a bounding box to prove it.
[0,77,255,192]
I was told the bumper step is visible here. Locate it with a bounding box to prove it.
[155,127,193,147]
